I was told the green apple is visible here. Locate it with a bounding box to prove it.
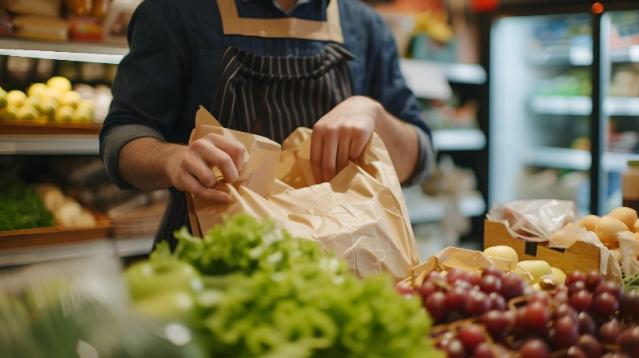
[124,259,202,301]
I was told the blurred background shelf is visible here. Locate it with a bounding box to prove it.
[0,37,127,64]
[525,147,639,172]
[530,96,639,116]
[528,45,639,66]
[0,135,99,155]
[404,188,486,224]
[432,129,486,151]
[400,59,487,86]
[0,236,154,267]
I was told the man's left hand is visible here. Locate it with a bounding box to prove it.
[310,96,381,183]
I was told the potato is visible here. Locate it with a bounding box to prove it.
[595,216,627,248]
[578,215,600,232]
[515,260,552,284]
[634,219,639,233]
[483,245,518,264]
[608,207,638,230]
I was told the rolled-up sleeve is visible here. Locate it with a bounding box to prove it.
[99,0,187,189]
[366,13,435,187]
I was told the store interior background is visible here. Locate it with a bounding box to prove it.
[0,0,638,266]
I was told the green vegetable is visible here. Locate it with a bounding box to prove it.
[172,215,328,276]
[125,256,202,301]
[125,215,440,357]
[0,169,53,231]
[624,272,639,291]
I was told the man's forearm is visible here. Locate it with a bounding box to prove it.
[119,137,185,191]
[375,107,420,183]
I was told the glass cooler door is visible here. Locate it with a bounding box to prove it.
[490,13,593,214]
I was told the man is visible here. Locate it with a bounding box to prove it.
[100,0,434,246]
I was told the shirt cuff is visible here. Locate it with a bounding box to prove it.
[100,124,166,190]
[401,125,435,187]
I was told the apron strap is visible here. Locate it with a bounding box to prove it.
[216,0,343,43]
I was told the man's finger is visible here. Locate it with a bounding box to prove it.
[180,172,230,202]
[181,153,217,188]
[192,140,239,182]
[310,126,324,183]
[321,129,338,182]
[207,133,246,170]
[336,132,351,174]
[349,129,370,160]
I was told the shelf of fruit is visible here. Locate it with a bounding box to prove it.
[531,95,639,116]
[529,45,639,66]
[0,37,127,64]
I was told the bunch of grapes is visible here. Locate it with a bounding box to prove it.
[399,268,639,357]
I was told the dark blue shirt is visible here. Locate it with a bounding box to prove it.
[100,0,433,189]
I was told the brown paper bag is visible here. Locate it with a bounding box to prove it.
[185,107,420,279]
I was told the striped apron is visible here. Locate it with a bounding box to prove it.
[157,0,355,247]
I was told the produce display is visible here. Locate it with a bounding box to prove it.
[125,215,440,358]
[401,264,639,357]
[576,207,639,249]
[34,183,96,228]
[0,76,98,124]
[0,170,54,231]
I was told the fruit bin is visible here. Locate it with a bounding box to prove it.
[484,220,602,276]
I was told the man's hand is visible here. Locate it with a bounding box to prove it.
[311,96,380,183]
[164,133,245,202]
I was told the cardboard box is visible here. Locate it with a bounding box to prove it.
[483,220,601,275]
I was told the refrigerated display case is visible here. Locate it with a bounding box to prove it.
[487,1,639,215]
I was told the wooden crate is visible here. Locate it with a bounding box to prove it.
[0,120,101,135]
[483,220,601,275]
[0,213,111,249]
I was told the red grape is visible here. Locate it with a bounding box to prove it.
[595,280,622,300]
[488,292,507,311]
[585,271,603,292]
[520,339,549,358]
[467,272,481,286]
[465,291,491,316]
[456,324,486,353]
[553,315,579,348]
[578,312,596,335]
[569,280,587,294]
[599,319,622,345]
[480,275,502,294]
[521,302,549,334]
[616,326,639,356]
[481,310,511,340]
[443,339,466,358]
[566,346,588,358]
[500,274,526,300]
[395,284,414,296]
[570,290,593,312]
[601,354,631,358]
[620,290,639,323]
[576,334,602,358]
[425,291,447,322]
[554,289,569,304]
[472,343,495,358]
[566,271,586,286]
[555,303,578,321]
[417,280,440,300]
[529,290,551,305]
[592,292,619,318]
[483,267,505,280]
[446,269,469,284]
[446,286,467,311]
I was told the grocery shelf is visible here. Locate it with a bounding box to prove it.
[0,236,153,267]
[404,188,486,224]
[531,96,639,116]
[0,135,99,155]
[432,129,486,151]
[0,37,127,64]
[524,146,639,172]
[400,59,487,86]
[529,45,639,66]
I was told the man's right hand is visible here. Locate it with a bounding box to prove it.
[164,133,245,202]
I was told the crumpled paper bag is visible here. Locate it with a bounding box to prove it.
[400,246,514,288]
[186,107,420,279]
[487,200,577,242]
[618,231,639,277]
